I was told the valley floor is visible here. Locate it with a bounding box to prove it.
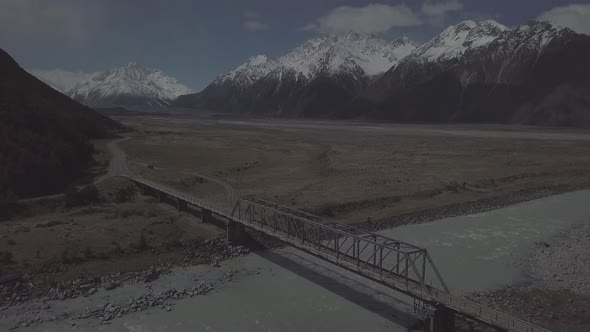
[120,116,590,226]
[2,116,590,331]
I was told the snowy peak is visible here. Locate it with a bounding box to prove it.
[465,20,510,47]
[69,63,193,100]
[504,20,572,49]
[215,54,281,88]
[213,33,416,89]
[66,63,193,110]
[411,20,509,62]
[277,33,417,79]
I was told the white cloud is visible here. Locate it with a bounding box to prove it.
[301,4,423,35]
[538,4,590,35]
[421,0,464,17]
[244,11,259,19]
[243,11,269,32]
[244,20,270,31]
[0,0,103,47]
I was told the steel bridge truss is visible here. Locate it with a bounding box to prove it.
[232,196,449,293]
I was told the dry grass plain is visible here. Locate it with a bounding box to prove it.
[120,117,590,225]
[0,177,222,280]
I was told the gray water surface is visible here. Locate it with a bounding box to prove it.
[379,190,590,294]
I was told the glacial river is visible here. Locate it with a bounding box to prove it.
[15,190,590,332]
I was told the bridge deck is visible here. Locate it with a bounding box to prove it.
[127,175,555,332]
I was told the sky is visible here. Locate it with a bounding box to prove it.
[1,0,590,91]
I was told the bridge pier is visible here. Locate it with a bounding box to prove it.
[201,209,212,224]
[226,220,245,244]
[425,306,455,332]
[157,191,163,202]
[177,199,187,211]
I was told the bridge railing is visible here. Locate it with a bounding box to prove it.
[126,175,232,217]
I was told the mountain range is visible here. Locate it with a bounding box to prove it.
[31,63,193,111]
[355,20,590,126]
[174,19,590,127]
[173,32,417,117]
[28,19,590,126]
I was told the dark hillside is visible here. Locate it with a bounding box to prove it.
[0,48,123,201]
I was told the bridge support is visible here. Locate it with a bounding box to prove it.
[226,220,245,244]
[201,209,212,224]
[157,191,163,202]
[425,306,455,332]
[176,199,187,211]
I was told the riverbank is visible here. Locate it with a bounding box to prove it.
[2,183,590,331]
[469,222,590,332]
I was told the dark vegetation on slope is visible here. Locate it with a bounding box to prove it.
[0,48,124,203]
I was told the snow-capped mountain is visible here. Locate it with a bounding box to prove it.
[215,55,281,88]
[176,19,590,126]
[173,32,417,116]
[408,20,509,63]
[31,63,193,111]
[357,20,590,126]
[29,69,97,92]
[67,62,193,110]
[275,32,416,80]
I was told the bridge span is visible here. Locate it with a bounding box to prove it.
[125,174,554,332]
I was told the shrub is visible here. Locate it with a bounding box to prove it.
[60,248,71,264]
[65,185,99,207]
[445,181,466,192]
[319,206,335,217]
[0,251,13,264]
[115,185,136,203]
[83,247,95,259]
[137,234,149,250]
[118,208,143,218]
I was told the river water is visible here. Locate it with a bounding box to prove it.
[379,190,590,295]
[17,190,590,332]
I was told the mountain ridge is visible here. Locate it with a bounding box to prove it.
[355,20,590,126]
[174,19,590,127]
[172,32,417,116]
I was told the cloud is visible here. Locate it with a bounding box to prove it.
[244,11,259,19]
[243,11,270,32]
[538,4,590,35]
[244,20,270,31]
[0,0,103,47]
[301,4,423,34]
[421,0,464,17]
